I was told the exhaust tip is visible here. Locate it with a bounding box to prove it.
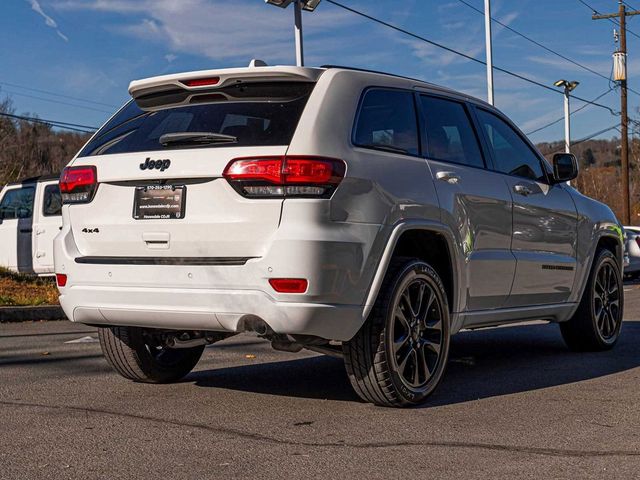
[241,316,273,336]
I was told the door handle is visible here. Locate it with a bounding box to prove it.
[513,184,533,196]
[436,171,461,184]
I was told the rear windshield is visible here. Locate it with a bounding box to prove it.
[78,82,314,157]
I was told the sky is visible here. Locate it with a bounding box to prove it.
[1,0,638,143]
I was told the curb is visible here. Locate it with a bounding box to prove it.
[0,305,67,323]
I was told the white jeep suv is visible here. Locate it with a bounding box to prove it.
[55,64,624,407]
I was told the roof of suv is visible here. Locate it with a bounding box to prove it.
[128,64,492,109]
[6,173,60,187]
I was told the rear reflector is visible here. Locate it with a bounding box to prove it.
[56,274,67,287]
[180,77,220,87]
[269,278,308,294]
[223,156,345,198]
[60,166,97,204]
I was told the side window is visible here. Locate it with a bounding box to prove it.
[42,184,62,217]
[476,109,546,182]
[0,187,35,220]
[354,89,419,156]
[420,96,484,168]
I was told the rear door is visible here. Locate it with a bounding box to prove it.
[417,94,515,311]
[67,81,313,260]
[473,107,578,307]
[33,181,62,274]
[0,185,36,273]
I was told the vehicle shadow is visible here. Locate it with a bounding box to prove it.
[191,322,640,406]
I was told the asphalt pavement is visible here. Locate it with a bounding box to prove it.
[2,285,640,479]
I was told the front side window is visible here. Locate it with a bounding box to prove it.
[0,187,35,220]
[420,96,484,168]
[42,184,62,217]
[476,109,546,182]
[353,89,419,156]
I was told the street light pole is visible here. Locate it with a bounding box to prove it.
[265,0,322,67]
[554,80,579,154]
[484,0,494,105]
[563,87,571,154]
[294,0,304,67]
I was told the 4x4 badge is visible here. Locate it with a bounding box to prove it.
[140,158,171,172]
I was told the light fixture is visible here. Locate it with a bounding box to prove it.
[265,0,295,7]
[554,79,580,92]
[265,0,321,10]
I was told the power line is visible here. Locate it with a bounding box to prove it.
[0,112,97,130]
[325,0,619,115]
[0,81,119,109]
[577,0,640,40]
[572,124,620,146]
[457,0,611,82]
[526,88,615,135]
[0,111,96,133]
[1,89,113,114]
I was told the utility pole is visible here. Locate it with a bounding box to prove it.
[484,0,494,105]
[593,1,640,225]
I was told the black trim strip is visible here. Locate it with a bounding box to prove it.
[75,256,255,266]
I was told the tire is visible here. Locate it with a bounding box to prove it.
[343,257,451,407]
[98,326,205,383]
[560,249,623,351]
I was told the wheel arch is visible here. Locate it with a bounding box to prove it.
[362,220,462,327]
[570,228,624,319]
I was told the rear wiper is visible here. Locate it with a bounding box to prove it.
[359,143,409,154]
[159,132,237,146]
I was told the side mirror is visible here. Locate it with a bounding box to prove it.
[552,153,578,183]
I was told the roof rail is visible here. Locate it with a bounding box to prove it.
[320,64,435,86]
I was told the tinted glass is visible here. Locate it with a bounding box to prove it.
[0,187,35,220]
[420,96,484,168]
[78,82,314,157]
[354,89,419,156]
[42,184,62,217]
[476,109,545,181]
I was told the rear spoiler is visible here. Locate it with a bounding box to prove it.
[128,65,325,100]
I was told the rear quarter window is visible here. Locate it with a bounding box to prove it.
[42,184,62,217]
[78,82,315,157]
[353,89,419,156]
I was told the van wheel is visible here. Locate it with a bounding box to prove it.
[343,258,450,407]
[560,249,623,351]
[98,326,204,383]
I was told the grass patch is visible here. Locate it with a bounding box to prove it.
[0,267,59,306]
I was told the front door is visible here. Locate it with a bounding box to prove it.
[418,94,515,311]
[473,108,578,307]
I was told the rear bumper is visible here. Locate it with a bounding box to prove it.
[59,284,363,341]
[54,218,381,341]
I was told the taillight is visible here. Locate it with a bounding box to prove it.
[222,156,345,198]
[635,237,640,249]
[59,166,97,204]
[269,278,308,293]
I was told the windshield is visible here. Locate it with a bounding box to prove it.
[78,81,314,157]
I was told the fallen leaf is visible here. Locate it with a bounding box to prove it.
[41,352,50,356]
[244,354,256,359]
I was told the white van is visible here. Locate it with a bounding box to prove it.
[0,175,62,275]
